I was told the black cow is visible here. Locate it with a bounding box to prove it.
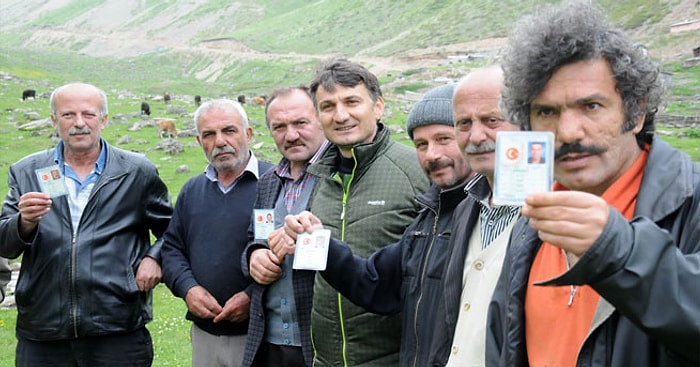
[163,92,171,104]
[22,89,36,101]
[237,95,246,105]
[141,102,151,116]
[194,95,201,106]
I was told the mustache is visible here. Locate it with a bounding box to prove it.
[285,141,304,149]
[465,141,496,154]
[211,146,236,156]
[68,127,91,135]
[426,159,453,173]
[555,142,606,160]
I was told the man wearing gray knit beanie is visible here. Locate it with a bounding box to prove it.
[281,82,473,366]
[406,83,457,139]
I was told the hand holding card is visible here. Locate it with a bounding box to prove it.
[254,209,275,240]
[292,228,331,271]
[35,165,68,198]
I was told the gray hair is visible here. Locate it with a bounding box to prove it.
[193,99,249,134]
[50,83,108,119]
[500,0,665,147]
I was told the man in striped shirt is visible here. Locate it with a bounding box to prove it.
[429,65,522,367]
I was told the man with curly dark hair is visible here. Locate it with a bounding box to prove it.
[487,1,700,366]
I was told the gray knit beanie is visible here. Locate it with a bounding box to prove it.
[406,83,455,139]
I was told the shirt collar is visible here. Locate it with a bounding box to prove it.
[275,140,331,179]
[465,173,520,215]
[54,139,107,175]
[204,150,261,182]
[464,173,491,207]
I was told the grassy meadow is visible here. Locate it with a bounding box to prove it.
[0,56,698,366]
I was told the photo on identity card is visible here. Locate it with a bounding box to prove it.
[493,131,554,205]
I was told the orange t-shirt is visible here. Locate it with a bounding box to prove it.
[525,147,649,367]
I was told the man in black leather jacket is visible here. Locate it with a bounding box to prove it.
[0,82,172,367]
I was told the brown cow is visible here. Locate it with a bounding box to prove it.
[156,119,178,138]
[252,95,267,106]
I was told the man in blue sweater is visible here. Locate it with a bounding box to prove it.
[161,99,272,367]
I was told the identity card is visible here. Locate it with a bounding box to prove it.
[35,165,69,198]
[253,209,275,240]
[292,228,331,271]
[493,131,554,205]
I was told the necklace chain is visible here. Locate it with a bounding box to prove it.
[562,249,578,307]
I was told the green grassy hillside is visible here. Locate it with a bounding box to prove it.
[0,1,699,366]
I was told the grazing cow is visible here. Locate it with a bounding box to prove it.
[156,119,178,138]
[252,95,267,106]
[163,92,171,104]
[237,95,246,104]
[194,95,202,106]
[141,102,151,116]
[22,89,36,101]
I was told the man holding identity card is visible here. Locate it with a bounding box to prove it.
[35,165,69,197]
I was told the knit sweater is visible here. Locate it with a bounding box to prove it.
[162,160,272,335]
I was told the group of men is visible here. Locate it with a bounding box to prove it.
[0,1,698,367]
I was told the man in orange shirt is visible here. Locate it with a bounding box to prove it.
[487,1,700,367]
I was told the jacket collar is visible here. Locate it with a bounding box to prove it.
[416,180,470,213]
[636,137,695,221]
[309,122,392,178]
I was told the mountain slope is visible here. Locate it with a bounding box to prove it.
[3,0,698,57]
[0,0,698,95]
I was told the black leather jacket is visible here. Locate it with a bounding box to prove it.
[0,141,172,341]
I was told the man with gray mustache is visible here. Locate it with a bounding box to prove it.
[429,65,522,367]
[0,82,173,366]
[161,99,272,367]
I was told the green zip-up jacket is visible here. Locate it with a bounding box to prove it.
[307,123,429,366]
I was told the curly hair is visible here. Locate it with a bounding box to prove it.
[309,57,383,107]
[500,0,665,147]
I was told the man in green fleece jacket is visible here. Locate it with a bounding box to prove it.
[298,58,429,366]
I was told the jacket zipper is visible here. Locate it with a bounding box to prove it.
[411,202,439,367]
[70,229,78,338]
[69,174,123,338]
[338,150,357,367]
